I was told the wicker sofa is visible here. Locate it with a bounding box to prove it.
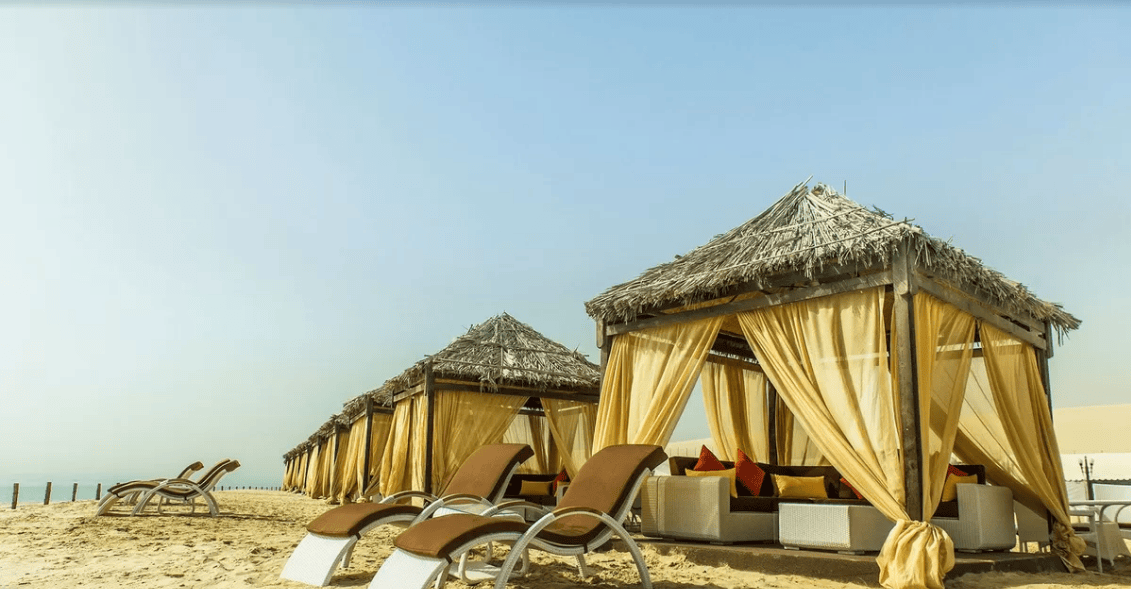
[642,457,1014,552]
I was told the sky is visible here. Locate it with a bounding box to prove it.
[1,4,1129,489]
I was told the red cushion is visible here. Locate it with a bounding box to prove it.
[693,445,726,472]
[734,448,765,496]
[551,469,569,493]
[840,477,864,500]
[947,464,970,478]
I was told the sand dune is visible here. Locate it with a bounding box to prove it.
[1,490,1128,589]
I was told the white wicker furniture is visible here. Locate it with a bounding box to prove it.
[640,475,777,544]
[778,502,894,554]
[929,484,1016,552]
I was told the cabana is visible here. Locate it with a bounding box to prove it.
[584,181,1084,589]
[370,313,601,497]
[282,397,396,504]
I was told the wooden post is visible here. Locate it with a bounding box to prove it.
[424,361,436,495]
[96,483,101,500]
[767,382,779,466]
[596,320,611,376]
[363,396,374,496]
[72,482,78,502]
[1039,321,1055,419]
[44,482,52,505]
[11,483,17,509]
[893,241,923,522]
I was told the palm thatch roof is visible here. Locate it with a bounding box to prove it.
[585,181,1080,334]
[370,312,600,404]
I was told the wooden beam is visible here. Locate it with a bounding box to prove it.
[362,396,374,497]
[893,242,923,522]
[705,353,762,373]
[633,260,889,318]
[391,382,425,404]
[767,382,778,466]
[427,381,599,404]
[914,274,1047,351]
[914,267,1045,332]
[607,271,894,336]
[424,361,435,495]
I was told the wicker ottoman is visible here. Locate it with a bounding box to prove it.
[778,502,895,554]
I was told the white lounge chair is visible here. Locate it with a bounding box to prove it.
[367,444,667,589]
[280,443,534,587]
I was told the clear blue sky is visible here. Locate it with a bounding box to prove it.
[2,4,1128,488]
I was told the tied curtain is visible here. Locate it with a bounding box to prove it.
[504,412,562,475]
[592,316,723,451]
[379,397,424,497]
[738,287,955,589]
[431,390,527,490]
[336,411,396,502]
[701,359,769,462]
[329,427,353,502]
[543,399,598,478]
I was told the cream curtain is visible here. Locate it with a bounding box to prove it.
[431,390,527,491]
[329,428,352,502]
[379,399,417,496]
[504,412,561,474]
[738,288,954,589]
[336,417,367,502]
[701,359,769,462]
[775,396,826,466]
[980,325,1085,571]
[543,398,598,478]
[362,412,394,497]
[914,294,976,516]
[593,316,723,451]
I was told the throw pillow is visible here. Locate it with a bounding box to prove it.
[693,445,727,472]
[734,448,765,496]
[772,474,827,499]
[686,467,739,498]
[840,477,864,500]
[519,480,553,496]
[947,464,970,478]
[940,473,979,502]
[551,469,569,494]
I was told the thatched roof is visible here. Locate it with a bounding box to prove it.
[370,312,600,404]
[585,181,1080,334]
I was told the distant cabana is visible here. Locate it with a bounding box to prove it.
[585,181,1083,589]
[370,312,601,497]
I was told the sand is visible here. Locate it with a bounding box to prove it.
[1,490,1129,589]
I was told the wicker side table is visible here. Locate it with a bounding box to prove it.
[778,502,895,554]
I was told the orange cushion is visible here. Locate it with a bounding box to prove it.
[734,448,765,496]
[947,464,970,478]
[840,477,864,500]
[693,445,726,471]
[941,474,978,502]
[551,469,569,494]
[772,474,827,499]
[686,467,738,498]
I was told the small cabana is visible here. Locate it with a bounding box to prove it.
[369,312,601,497]
[584,182,1083,589]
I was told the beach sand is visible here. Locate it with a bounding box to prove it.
[1,490,1129,589]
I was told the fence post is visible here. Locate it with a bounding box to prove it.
[11,483,18,509]
[44,482,52,505]
[72,483,78,502]
[96,483,102,500]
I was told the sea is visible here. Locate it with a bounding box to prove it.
[2,474,283,506]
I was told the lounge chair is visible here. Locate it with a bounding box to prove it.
[95,459,240,516]
[280,443,535,587]
[367,444,666,589]
[102,460,205,506]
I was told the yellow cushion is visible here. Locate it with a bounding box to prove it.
[686,467,738,498]
[940,474,978,502]
[519,480,553,496]
[773,474,827,499]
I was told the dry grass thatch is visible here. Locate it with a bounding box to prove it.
[585,181,1080,334]
[370,312,600,404]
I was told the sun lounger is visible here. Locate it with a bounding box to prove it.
[95,459,239,516]
[367,444,666,589]
[280,443,535,587]
[103,461,205,506]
